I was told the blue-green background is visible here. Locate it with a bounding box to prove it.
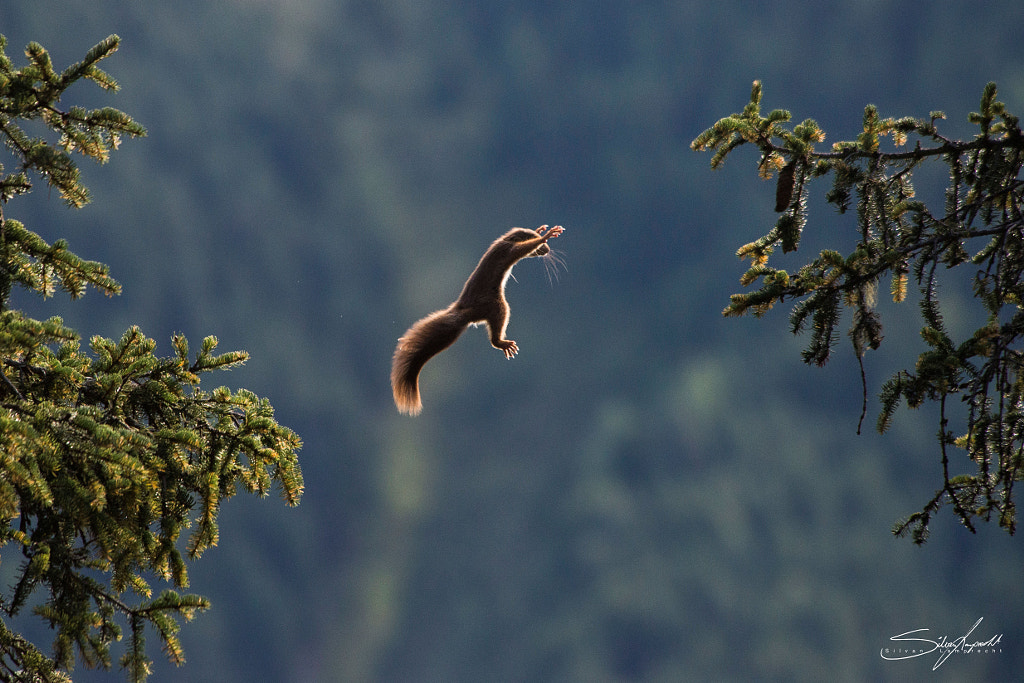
[3,2,1023,680]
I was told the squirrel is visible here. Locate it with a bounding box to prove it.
[391,224,564,415]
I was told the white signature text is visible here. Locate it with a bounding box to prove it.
[880,618,1003,670]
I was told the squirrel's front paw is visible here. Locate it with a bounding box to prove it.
[537,224,564,239]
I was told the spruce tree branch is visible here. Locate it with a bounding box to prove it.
[856,354,868,435]
[765,133,1024,164]
[0,366,22,399]
[700,81,1024,542]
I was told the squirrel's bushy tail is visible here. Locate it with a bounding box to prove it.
[391,306,469,415]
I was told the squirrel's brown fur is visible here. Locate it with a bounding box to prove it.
[391,225,564,415]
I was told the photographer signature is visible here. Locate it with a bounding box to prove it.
[880,618,1003,670]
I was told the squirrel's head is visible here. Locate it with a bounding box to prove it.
[504,227,551,256]
[501,227,565,283]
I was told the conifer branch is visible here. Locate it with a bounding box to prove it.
[696,81,1024,542]
[0,34,302,681]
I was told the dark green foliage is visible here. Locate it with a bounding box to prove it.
[0,35,302,681]
[694,81,1024,543]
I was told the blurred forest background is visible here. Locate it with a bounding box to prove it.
[3,1,1024,681]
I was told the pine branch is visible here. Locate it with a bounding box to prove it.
[696,81,1024,542]
[0,35,301,682]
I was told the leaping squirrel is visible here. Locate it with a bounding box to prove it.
[391,224,564,415]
